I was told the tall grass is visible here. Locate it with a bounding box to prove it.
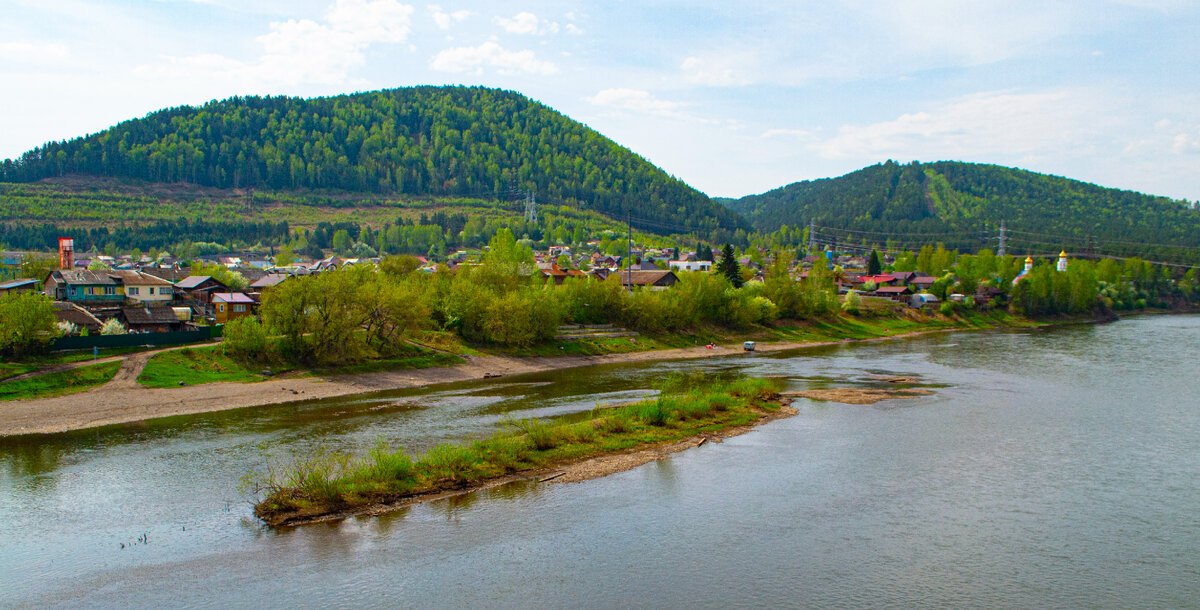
[252,377,784,522]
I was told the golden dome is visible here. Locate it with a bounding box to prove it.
[1025,256,1033,263]
[1059,250,1068,257]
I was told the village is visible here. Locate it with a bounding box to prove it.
[0,232,1037,351]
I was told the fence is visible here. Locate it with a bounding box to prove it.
[51,326,222,351]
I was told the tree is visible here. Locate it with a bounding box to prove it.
[867,250,882,276]
[274,245,295,267]
[716,244,743,288]
[19,255,57,285]
[0,292,59,359]
[191,262,248,290]
[332,229,353,254]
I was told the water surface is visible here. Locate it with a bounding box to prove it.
[2,315,1197,607]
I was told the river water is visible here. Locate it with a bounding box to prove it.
[2,315,1198,608]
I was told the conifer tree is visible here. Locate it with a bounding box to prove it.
[717,244,743,288]
[867,249,882,275]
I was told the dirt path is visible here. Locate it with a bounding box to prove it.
[101,350,159,389]
[1,342,221,384]
[0,328,963,437]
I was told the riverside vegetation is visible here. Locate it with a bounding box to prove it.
[248,376,787,527]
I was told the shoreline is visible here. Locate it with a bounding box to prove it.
[0,316,1070,437]
[263,399,799,528]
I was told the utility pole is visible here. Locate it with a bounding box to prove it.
[997,220,1007,258]
[1086,235,1096,258]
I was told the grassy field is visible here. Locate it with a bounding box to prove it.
[137,346,273,388]
[137,342,463,388]
[250,377,784,526]
[0,362,39,382]
[0,361,121,401]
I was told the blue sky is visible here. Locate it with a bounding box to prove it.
[2,0,1197,201]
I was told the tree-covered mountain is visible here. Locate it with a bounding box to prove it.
[722,161,1200,263]
[0,86,746,235]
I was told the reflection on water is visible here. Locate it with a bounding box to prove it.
[2,315,1199,607]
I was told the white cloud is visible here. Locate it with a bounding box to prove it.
[586,88,690,120]
[564,23,584,35]
[812,90,1092,160]
[1125,116,1200,156]
[430,41,557,75]
[681,55,754,86]
[135,0,414,86]
[495,12,558,35]
[762,128,813,140]
[0,41,71,63]
[428,4,471,30]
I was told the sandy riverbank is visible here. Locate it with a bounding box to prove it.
[0,327,961,437]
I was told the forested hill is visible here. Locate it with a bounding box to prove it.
[722,161,1200,263]
[0,86,745,234]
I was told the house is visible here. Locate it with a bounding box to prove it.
[51,302,104,333]
[536,263,569,285]
[859,274,898,287]
[114,270,175,305]
[44,269,125,304]
[211,292,256,324]
[873,285,912,300]
[616,269,678,290]
[909,275,938,290]
[0,278,39,295]
[626,261,663,271]
[249,273,291,291]
[669,260,712,273]
[173,276,229,305]
[121,305,190,333]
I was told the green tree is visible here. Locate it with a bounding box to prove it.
[716,244,743,288]
[19,255,58,285]
[274,245,295,267]
[0,291,59,359]
[332,229,352,254]
[867,250,882,275]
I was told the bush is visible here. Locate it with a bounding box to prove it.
[842,290,862,315]
[100,318,127,335]
[223,316,271,361]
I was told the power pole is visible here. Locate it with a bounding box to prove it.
[997,220,1007,258]
[1086,235,1096,258]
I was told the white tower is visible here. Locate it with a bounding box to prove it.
[1056,250,1068,272]
[1024,256,1033,274]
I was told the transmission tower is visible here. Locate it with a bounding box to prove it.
[524,191,538,224]
[997,220,1007,257]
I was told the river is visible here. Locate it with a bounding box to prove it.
[2,315,1198,608]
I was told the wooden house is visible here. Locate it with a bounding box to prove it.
[212,292,256,324]
[44,269,125,304]
[173,276,229,305]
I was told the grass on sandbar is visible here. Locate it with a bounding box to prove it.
[0,361,121,401]
[138,346,269,388]
[249,377,784,524]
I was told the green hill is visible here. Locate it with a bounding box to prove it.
[0,86,745,235]
[723,161,1200,263]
